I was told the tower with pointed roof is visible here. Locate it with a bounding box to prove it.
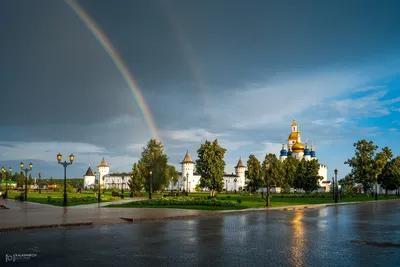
[234,157,246,189]
[181,150,195,191]
[97,158,110,187]
[83,166,95,189]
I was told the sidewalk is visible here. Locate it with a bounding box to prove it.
[0,199,214,231]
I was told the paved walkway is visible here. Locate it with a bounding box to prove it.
[0,199,214,231]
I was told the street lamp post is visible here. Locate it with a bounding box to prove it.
[94,172,101,203]
[121,176,124,197]
[20,162,33,201]
[186,172,189,193]
[375,175,378,201]
[57,153,74,206]
[226,179,228,194]
[266,163,271,207]
[234,178,237,194]
[332,176,335,200]
[38,172,42,194]
[1,167,12,199]
[183,176,186,192]
[149,170,153,200]
[334,169,338,203]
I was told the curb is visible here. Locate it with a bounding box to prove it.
[119,205,322,223]
[0,222,94,232]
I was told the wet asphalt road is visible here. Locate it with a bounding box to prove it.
[1,201,400,267]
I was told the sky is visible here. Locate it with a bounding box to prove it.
[1,0,400,179]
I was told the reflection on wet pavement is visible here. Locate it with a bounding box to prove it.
[1,201,400,266]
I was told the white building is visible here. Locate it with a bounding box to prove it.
[94,158,130,190]
[83,166,95,189]
[279,119,331,192]
[169,151,246,192]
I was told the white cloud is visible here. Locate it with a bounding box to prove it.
[162,128,229,142]
[330,90,400,118]
[249,142,282,159]
[0,141,139,173]
[352,85,387,93]
[197,58,400,131]
[218,140,253,151]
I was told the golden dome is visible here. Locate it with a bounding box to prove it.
[292,142,305,152]
[291,119,297,127]
[288,131,299,141]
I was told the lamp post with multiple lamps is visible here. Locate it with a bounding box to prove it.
[20,162,33,201]
[334,168,339,203]
[57,153,74,206]
[234,178,237,194]
[1,167,12,199]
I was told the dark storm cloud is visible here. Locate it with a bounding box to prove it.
[1,0,400,176]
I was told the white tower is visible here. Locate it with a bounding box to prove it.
[303,139,312,161]
[97,158,110,187]
[291,127,305,160]
[181,150,195,191]
[83,166,95,189]
[235,157,246,190]
[279,143,288,162]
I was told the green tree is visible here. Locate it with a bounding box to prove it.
[196,139,226,196]
[373,146,393,194]
[294,159,322,193]
[28,173,33,185]
[246,155,262,193]
[195,184,202,193]
[165,165,179,190]
[138,139,168,192]
[262,153,284,188]
[282,156,299,190]
[129,162,144,193]
[17,172,26,187]
[345,140,378,194]
[378,156,400,193]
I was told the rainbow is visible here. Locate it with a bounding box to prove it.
[65,0,160,141]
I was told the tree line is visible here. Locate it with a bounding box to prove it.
[129,138,324,196]
[0,172,83,189]
[343,139,400,194]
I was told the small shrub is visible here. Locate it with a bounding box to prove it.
[236,199,242,204]
[226,196,231,198]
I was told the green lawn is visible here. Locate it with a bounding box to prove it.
[107,192,400,210]
[6,190,135,206]
[5,190,399,209]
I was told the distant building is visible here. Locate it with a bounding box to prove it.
[83,166,95,189]
[279,119,331,192]
[168,151,246,192]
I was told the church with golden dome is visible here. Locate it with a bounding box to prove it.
[279,119,330,191]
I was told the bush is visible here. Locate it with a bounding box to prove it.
[127,197,236,207]
[236,199,242,204]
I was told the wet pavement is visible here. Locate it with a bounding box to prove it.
[1,201,400,267]
[0,199,214,229]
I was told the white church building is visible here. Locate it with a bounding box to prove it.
[169,151,246,192]
[278,119,331,192]
[83,158,130,190]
